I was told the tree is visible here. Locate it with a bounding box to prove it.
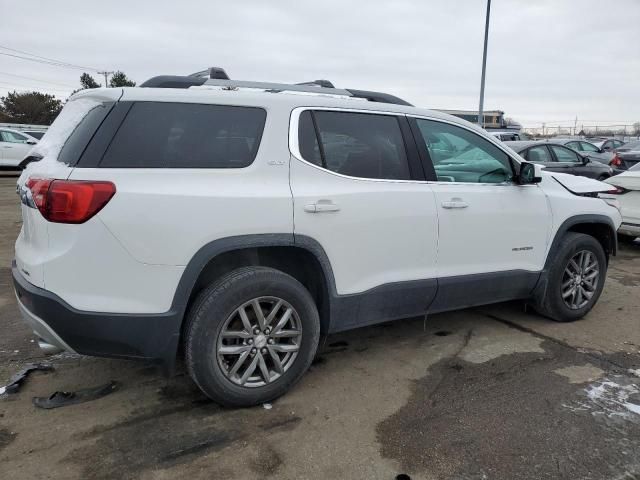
[80,73,101,89]
[0,91,62,125]
[633,122,640,136]
[109,71,136,87]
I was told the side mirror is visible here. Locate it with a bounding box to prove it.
[518,162,542,185]
[26,140,37,145]
[582,155,590,164]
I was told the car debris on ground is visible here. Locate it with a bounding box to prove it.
[0,363,54,396]
[32,381,119,409]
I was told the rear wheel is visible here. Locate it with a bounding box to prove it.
[536,233,607,322]
[185,267,320,407]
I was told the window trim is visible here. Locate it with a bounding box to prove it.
[289,106,425,183]
[407,114,521,186]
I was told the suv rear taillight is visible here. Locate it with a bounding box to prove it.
[610,154,622,167]
[26,178,116,224]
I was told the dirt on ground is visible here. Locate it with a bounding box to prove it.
[1,173,640,480]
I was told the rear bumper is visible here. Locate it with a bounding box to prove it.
[12,262,182,367]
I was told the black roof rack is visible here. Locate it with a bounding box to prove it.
[139,67,413,106]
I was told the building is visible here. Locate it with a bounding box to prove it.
[435,109,520,131]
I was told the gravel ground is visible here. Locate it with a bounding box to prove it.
[1,172,640,480]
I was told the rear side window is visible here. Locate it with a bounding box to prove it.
[298,110,411,180]
[58,102,114,165]
[101,102,266,168]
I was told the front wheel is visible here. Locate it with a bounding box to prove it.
[536,233,607,322]
[185,267,320,407]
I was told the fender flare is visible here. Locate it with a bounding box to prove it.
[170,233,338,316]
[532,214,617,306]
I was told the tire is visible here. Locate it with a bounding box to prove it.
[536,232,607,322]
[185,266,320,407]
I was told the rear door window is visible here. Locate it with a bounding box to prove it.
[298,110,411,180]
[100,102,267,168]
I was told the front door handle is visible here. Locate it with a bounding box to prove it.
[304,201,340,213]
[441,198,469,209]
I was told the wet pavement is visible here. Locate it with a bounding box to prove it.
[1,173,640,479]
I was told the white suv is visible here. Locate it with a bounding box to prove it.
[0,128,38,168]
[13,70,621,406]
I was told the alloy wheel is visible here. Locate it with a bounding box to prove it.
[216,296,302,387]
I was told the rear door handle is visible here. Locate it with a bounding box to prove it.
[441,199,469,209]
[304,201,340,213]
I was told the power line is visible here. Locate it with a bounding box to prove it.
[0,81,73,94]
[0,45,100,72]
[0,71,76,89]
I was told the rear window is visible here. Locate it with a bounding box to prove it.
[58,102,114,165]
[100,102,266,168]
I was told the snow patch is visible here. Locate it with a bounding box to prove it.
[567,376,640,422]
[18,98,102,185]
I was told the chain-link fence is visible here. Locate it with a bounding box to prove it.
[522,124,640,141]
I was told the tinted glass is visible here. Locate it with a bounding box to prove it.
[550,145,580,162]
[101,102,266,168]
[25,131,45,139]
[58,102,113,165]
[580,142,600,152]
[415,119,513,183]
[566,141,581,151]
[310,111,410,180]
[298,110,322,167]
[526,146,553,163]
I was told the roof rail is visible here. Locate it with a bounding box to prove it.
[140,67,413,106]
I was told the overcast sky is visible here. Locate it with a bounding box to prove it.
[2,0,639,128]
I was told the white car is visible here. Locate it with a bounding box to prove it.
[605,163,640,239]
[0,128,38,168]
[13,70,621,406]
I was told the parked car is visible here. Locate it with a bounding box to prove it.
[590,138,625,152]
[610,140,640,171]
[23,130,46,140]
[0,128,37,169]
[13,71,621,407]
[489,131,523,141]
[505,140,614,180]
[552,138,615,165]
[604,163,640,240]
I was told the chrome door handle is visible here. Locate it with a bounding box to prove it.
[441,199,469,209]
[304,201,340,213]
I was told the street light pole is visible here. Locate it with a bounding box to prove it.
[478,0,491,127]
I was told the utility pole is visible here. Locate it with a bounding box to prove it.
[98,71,114,87]
[478,0,491,127]
[574,116,578,136]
